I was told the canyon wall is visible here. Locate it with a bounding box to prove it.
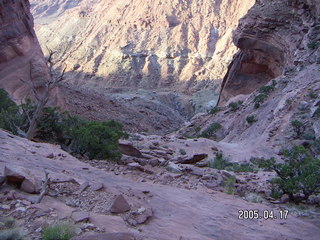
[0,0,53,102]
[30,0,254,103]
[218,0,320,105]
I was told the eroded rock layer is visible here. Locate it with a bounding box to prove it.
[30,0,254,99]
[218,0,320,105]
[0,0,52,102]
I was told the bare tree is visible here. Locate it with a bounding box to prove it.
[20,49,66,140]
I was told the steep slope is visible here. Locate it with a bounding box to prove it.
[30,0,255,107]
[179,0,320,161]
[1,129,320,240]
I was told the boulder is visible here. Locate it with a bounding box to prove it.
[125,206,153,226]
[127,163,143,171]
[4,166,27,184]
[110,194,131,214]
[20,176,41,194]
[71,233,137,240]
[72,211,90,223]
[166,162,183,173]
[119,140,142,158]
[90,182,104,191]
[177,153,208,164]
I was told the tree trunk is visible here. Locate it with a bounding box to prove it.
[26,95,48,140]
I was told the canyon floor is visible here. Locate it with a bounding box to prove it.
[1,130,320,240]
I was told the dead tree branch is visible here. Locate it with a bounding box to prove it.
[36,171,50,204]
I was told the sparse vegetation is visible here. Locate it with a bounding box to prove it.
[223,176,236,195]
[246,115,256,124]
[200,122,222,139]
[307,41,320,50]
[179,149,187,155]
[0,229,24,240]
[208,153,255,172]
[228,101,243,112]
[0,217,23,240]
[254,81,277,108]
[0,88,128,160]
[308,91,318,99]
[42,222,76,240]
[208,153,231,170]
[208,106,220,114]
[291,120,305,138]
[255,146,320,203]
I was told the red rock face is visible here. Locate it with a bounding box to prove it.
[0,0,48,102]
[218,0,320,105]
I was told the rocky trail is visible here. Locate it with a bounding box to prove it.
[1,130,319,240]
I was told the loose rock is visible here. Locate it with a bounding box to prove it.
[110,194,131,214]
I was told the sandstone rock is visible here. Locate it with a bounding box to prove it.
[90,182,104,191]
[119,140,143,158]
[72,211,90,223]
[78,181,89,193]
[4,166,27,184]
[127,163,143,171]
[20,176,41,194]
[71,233,137,240]
[298,101,309,111]
[177,153,208,164]
[166,162,183,173]
[110,195,131,214]
[125,206,153,226]
[148,159,159,167]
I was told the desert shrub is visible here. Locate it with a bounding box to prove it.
[42,222,76,240]
[256,146,320,203]
[208,153,231,170]
[67,120,128,160]
[3,218,15,229]
[0,89,128,161]
[253,93,267,109]
[253,81,277,108]
[208,106,220,114]
[228,101,243,112]
[246,115,256,124]
[230,163,255,173]
[291,120,305,138]
[307,41,320,50]
[0,229,24,240]
[223,176,236,195]
[200,123,222,139]
[179,149,187,155]
[309,91,318,99]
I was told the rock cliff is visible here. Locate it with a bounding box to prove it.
[218,0,320,105]
[0,0,51,102]
[31,0,254,105]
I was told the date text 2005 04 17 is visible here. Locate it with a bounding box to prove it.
[238,209,289,220]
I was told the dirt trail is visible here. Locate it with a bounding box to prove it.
[0,130,319,240]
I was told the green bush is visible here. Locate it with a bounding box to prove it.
[200,123,222,139]
[0,229,24,240]
[307,41,320,50]
[230,163,255,173]
[42,222,76,240]
[223,176,236,195]
[0,89,128,161]
[228,101,243,112]
[291,120,305,138]
[246,115,256,124]
[309,91,318,99]
[256,146,320,203]
[179,149,187,155]
[208,106,220,114]
[254,93,267,109]
[208,153,231,170]
[67,119,128,160]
